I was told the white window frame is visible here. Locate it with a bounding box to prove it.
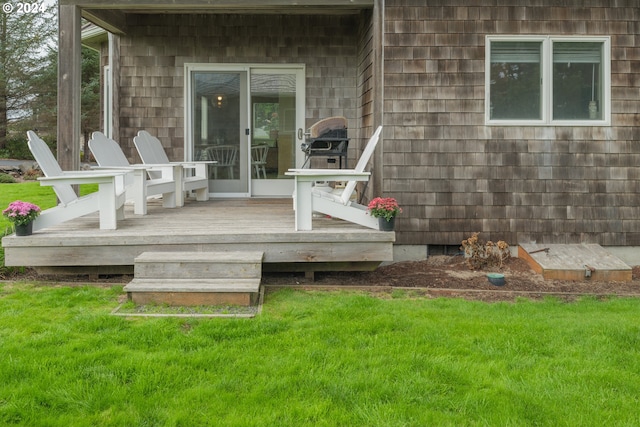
[485,35,611,126]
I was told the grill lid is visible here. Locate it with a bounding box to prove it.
[308,116,347,139]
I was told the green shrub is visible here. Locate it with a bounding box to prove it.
[4,133,56,160]
[5,134,33,160]
[0,173,17,183]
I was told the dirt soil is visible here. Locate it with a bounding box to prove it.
[4,256,640,302]
[266,256,640,302]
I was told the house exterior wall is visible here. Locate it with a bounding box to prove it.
[99,0,640,248]
[114,13,368,163]
[384,0,640,246]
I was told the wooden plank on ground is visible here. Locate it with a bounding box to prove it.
[519,243,632,282]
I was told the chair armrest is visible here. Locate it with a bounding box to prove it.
[168,161,216,175]
[172,161,217,166]
[91,165,148,171]
[93,164,179,180]
[285,169,371,182]
[144,164,181,180]
[38,171,127,186]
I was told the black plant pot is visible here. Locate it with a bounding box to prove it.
[378,216,395,231]
[14,222,33,236]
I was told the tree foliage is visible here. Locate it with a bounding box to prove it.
[0,0,57,149]
[81,47,100,143]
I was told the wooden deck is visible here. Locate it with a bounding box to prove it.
[2,198,395,276]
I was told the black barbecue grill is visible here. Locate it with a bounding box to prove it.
[301,117,349,168]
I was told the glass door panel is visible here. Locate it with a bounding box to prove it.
[187,65,303,197]
[250,68,304,196]
[191,70,249,196]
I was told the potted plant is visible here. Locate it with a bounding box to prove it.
[3,200,41,236]
[367,197,402,231]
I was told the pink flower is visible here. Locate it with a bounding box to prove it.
[367,197,402,222]
[2,200,41,226]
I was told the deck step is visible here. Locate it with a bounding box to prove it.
[124,251,264,306]
[133,251,264,279]
[124,278,261,293]
[519,243,632,282]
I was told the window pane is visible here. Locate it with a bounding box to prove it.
[553,42,603,120]
[490,42,542,120]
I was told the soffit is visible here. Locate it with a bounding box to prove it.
[66,1,373,35]
[65,0,372,14]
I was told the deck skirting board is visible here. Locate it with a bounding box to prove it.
[5,241,392,267]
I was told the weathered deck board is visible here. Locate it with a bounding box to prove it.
[519,243,632,282]
[2,198,394,274]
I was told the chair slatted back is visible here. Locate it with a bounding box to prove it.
[88,131,131,167]
[134,131,170,180]
[26,131,79,206]
[340,126,383,205]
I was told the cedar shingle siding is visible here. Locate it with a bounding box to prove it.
[115,13,368,164]
[385,0,640,246]
[105,1,640,247]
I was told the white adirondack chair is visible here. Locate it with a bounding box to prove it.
[134,130,211,201]
[285,126,383,231]
[88,131,180,215]
[26,131,129,230]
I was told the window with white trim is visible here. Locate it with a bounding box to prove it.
[486,36,610,125]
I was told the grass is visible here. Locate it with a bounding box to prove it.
[0,182,98,272]
[0,182,58,234]
[1,183,639,424]
[114,300,259,317]
[1,284,639,426]
[0,182,99,234]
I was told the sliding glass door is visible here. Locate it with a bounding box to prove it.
[188,69,249,196]
[186,64,305,197]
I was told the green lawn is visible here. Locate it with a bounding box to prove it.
[1,182,54,233]
[1,285,639,426]
[0,182,98,273]
[0,182,98,233]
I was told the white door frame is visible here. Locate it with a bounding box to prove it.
[185,63,306,198]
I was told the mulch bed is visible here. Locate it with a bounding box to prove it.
[3,255,640,302]
[265,256,640,302]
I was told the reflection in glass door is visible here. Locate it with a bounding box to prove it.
[250,68,304,196]
[190,70,249,196]
[187,65,304,197]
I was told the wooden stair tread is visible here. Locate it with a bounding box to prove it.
[135,251,264,264]
[127,251,263,306]
[124,278,261,293]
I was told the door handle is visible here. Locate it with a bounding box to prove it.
[298,128,310,140]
